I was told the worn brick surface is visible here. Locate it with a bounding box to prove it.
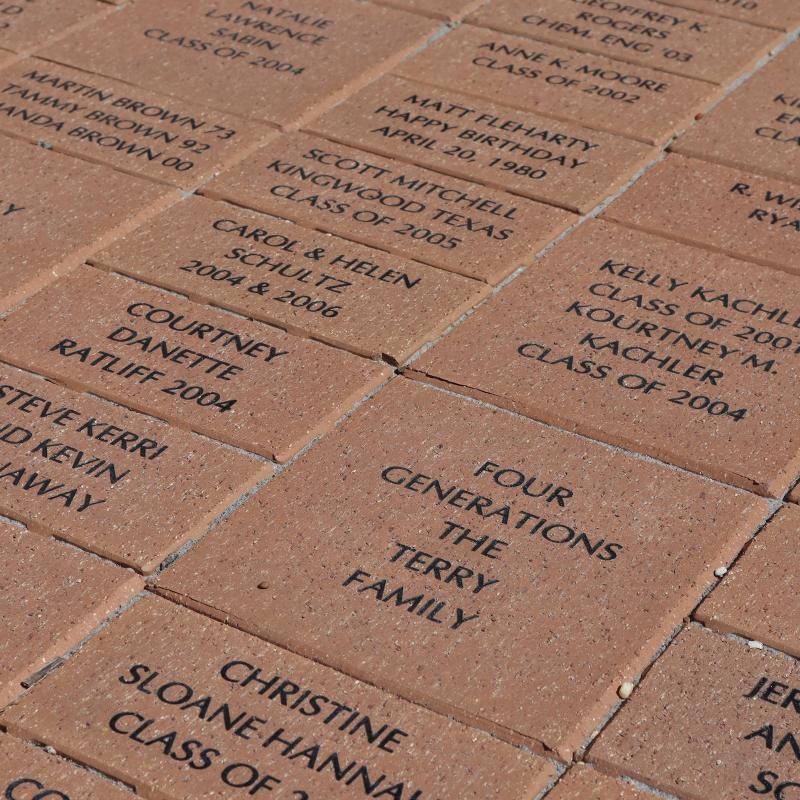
[0,519,142,708]
[0,0,110,53]
[548,765,653,800]
[371,0,483,19]
[0,136,176,309]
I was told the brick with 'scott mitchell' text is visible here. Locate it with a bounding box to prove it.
[206,132,574,284]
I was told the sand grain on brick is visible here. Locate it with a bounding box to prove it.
[157,379,769,760]
[307,76,656,213]
[0,267,389,462]
[394,25,718,145]
[0,520,142,708]
[93,195,488,362]
[469,0,780,84]
[590,625,800,800]
[206,132,573,283]
[697,505,800,656]
[0,137,175,309]
[0,58,270,188]
[0,364,268,572]
[604,154,800,277]
[38,0,437,126]
[410,220,800,496]
[674,43,800,184]
[0,595,556,800]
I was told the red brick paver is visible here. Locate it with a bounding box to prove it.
[0,4,797,796]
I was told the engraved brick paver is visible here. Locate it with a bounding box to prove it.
[1,595,557,800]
[590,625,800,800]
[157,379,769,760]
[394,24,719,145]
[206,132,574,283]
[0,266,389,462]
[696,506,800,656]
[674,43,800,184]
[0,136,176,309]
[604,154,800,277]
[657,0,800,31]
[0,363,268,572]
[469,0,781,84]
[0,733,135,799]
[39,0,438,126]
[92,195,489,362]
[307,75,657,213]
[0,58,270,188]
[0,519,142,708]
[409,220,800,496]
[1,0,798,792]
